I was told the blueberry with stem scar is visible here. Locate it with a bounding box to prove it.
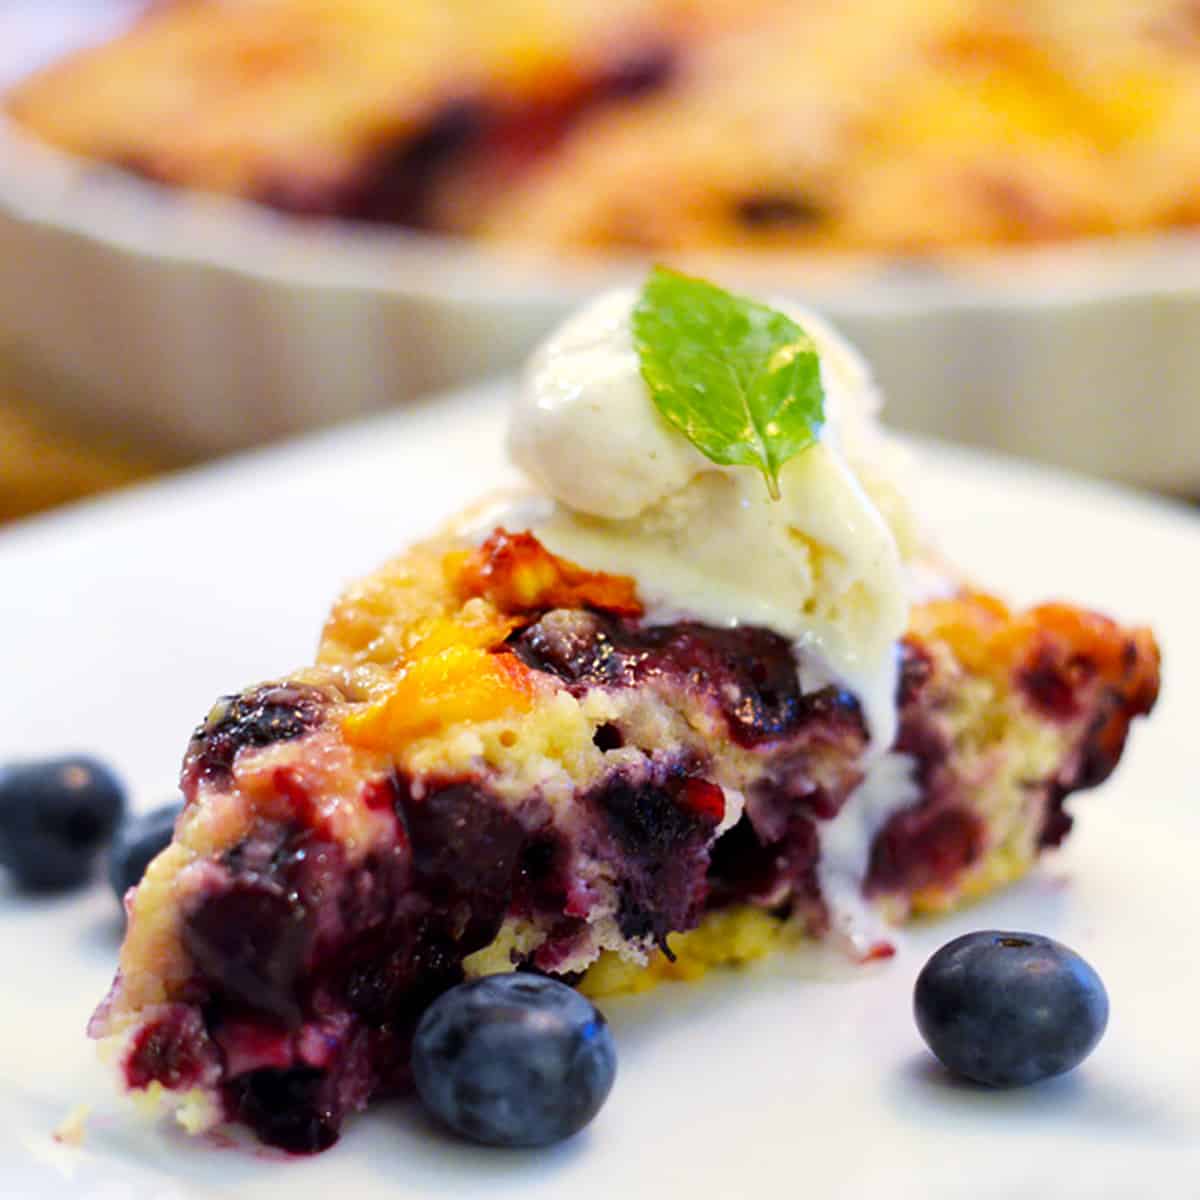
[914,930,1108,1087]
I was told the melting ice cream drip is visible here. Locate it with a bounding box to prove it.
[816,752,921,959]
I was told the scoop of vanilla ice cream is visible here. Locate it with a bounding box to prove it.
[509,289,711,520]
[507,287,915,748]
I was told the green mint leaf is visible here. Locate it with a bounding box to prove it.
[632,266,825,500]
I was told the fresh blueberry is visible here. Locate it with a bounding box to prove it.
[412,973,617,1147]
[914,930,1108,1087]
[0,756,127,892]
[108,800,184,901]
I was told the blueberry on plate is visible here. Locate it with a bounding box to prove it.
[914,930,1109,1087]
[109,799,184,901]
[0,756,127,892]
[412,973,617,1147]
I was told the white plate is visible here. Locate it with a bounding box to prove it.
[0,382,1197,1197]
[3,4,1200,489]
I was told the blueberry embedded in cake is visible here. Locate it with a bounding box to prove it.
[90,272,1159,1152]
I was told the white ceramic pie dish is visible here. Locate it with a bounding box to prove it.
[1,5,1199,490]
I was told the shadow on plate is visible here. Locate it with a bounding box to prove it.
[889,1051,1191,1146]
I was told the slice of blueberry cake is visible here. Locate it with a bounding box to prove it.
[89,275,1159,1153]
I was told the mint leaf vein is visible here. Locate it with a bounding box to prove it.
[632,266,825,499]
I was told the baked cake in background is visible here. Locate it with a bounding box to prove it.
[9,0,1200,252]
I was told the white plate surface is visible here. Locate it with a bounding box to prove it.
[0,382,1197,1198]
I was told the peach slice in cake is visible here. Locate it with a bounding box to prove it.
[89,279,1159,1152]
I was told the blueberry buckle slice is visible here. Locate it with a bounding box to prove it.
[87,531,1159,1153]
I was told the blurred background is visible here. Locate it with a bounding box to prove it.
[2,0,1199,526]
